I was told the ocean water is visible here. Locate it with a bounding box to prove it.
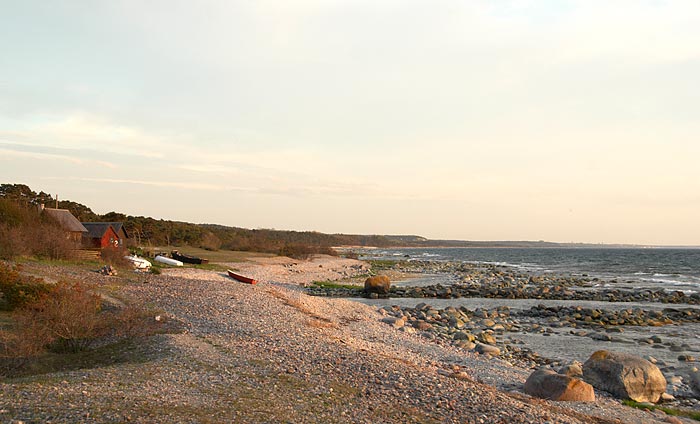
[359,247,700,294]
[355,248,700,367]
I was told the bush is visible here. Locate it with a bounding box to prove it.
[0,198,79,260]
[28,225,78,260]
[21,281,106,353]
[199,231,222,251]
[0,263,52,311]
[0,322,50,373]
[100,246,130,267]
[0,224,30,260]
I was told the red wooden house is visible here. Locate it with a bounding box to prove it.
[82,223,123,249]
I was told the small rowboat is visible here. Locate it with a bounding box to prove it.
[227,270,258,285]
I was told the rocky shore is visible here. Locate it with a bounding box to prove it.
[307,261,699,305]
[307,259,700,413]
[2,256,698,423]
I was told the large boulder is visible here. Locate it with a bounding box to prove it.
[364,275,391,295]
[583,350,667,403]
[524,368,595,402]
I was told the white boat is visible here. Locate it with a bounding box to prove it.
[155,255,183,266]
[124,255,152,269]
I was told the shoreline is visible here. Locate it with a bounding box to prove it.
[1,255,697,423]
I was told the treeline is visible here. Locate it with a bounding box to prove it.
[0,184,410,258]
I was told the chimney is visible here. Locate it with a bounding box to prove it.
[55,195,58,209]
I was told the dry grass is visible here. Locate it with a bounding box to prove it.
[266,288,337,329]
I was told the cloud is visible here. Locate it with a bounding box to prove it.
[41,176,248,192]
[0,146,117,169]
[0,114,166,159]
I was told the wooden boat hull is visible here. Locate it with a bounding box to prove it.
[227,270,257,285]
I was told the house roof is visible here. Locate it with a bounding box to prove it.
[81,222,128,239]
[82,222,117,239]
[43,208,88,233]
[105,222,129,238]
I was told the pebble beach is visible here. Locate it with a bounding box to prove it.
[1,255,696,423]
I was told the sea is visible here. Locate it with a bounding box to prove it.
[358,247,700,294]
[355,247,700,367]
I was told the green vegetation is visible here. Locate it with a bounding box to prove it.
[0,263,52,311]
[312,281,362,290]
[369,259,398,272]
[622,399,700,421]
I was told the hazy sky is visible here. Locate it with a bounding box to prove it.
[1,1,699,245]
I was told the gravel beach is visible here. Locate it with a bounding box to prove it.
[0,255,692,423]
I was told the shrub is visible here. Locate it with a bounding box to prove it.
[0,263,52,311]
[21,281,106,353]
[0,198,79,260]
[0,224,30,260]
[0,322,50,373]
[108,304,163,339]
[28,224,78,260]
[199,231,222,251]
[100,246,130,267]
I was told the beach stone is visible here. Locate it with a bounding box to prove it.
[381,316,405,328]
[688,371,700,396]
[583,350,667,403]
[477,332,496,345]
[453,331,475,342]
[413,320,433,331]
[474,343,500,356]
[364,275,390,294]
[524,368,595,402]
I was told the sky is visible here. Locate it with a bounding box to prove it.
[1,1,699,246]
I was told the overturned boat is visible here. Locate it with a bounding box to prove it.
[155,255,183,267]
[124,255,152,270]
[171,250,209,265]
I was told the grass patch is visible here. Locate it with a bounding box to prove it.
[312,281,362,290]
[369,259,398,272]
[622,399,700,421]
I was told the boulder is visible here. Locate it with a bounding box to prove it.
[524,368,595,402]
[559,362,583,378]
[364,275,391,295]
[583,350,667,403]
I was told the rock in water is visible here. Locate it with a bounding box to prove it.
[524,368,595,402]
[583,350,667,403]
[364,275,391,295]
